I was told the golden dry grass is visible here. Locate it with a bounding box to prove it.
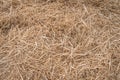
[0,0,120,80]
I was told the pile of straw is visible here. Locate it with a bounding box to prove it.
[0,0,120,80]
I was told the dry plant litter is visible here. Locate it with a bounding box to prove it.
[0,0,120,80]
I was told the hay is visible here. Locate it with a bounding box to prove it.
[0,0,120,80]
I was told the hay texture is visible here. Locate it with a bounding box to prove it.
[0,0,120,80]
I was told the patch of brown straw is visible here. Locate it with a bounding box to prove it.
[0,0,120,80]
